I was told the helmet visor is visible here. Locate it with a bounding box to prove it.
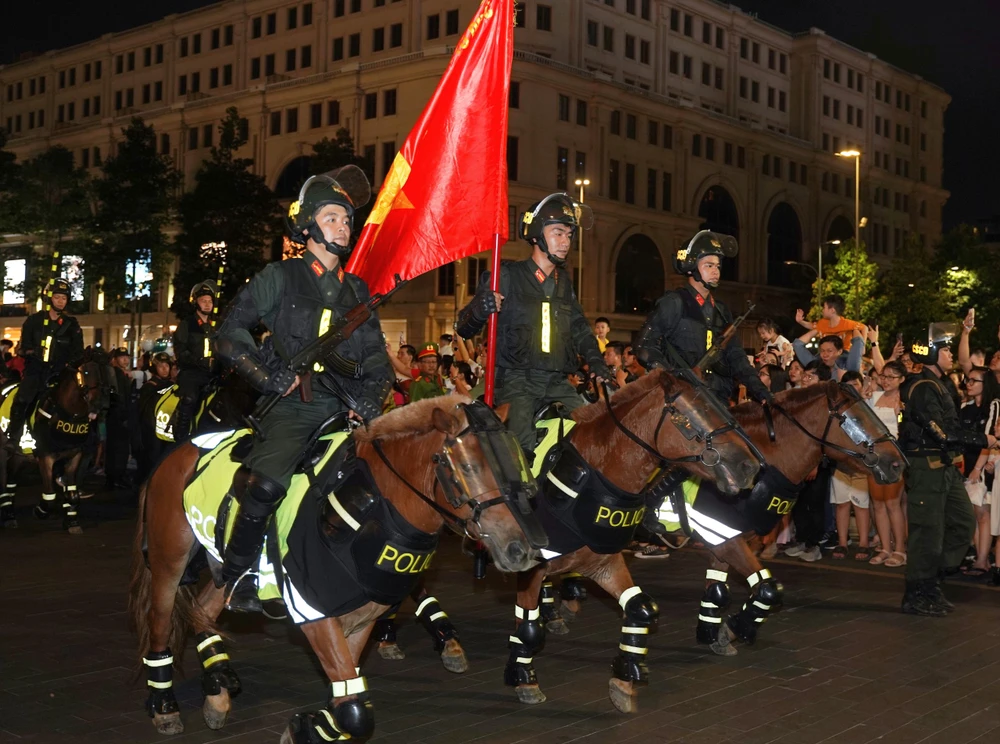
[688,230,738,259]
[928,322,960,348]
[527,193,594,231]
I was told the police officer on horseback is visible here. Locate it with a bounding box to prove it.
[171,281,218,441]
[7,279,84,449]
[634,230,770,405]
[898,323,997,616]
[456,192,610,455]
[213,165,392,612]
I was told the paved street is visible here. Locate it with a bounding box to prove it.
[2,483,999,744]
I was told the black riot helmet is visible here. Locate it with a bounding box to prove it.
[45,279,71,305]
[909,322,960,370]
[286,165,372,258]
[189,280,216,304]
[519,193,594,267]
[673,230,739,289]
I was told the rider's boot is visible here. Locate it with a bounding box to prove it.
[172,399,195,443]
[218,472,286,614]
[639,467,689,537]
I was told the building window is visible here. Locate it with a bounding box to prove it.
[663,124,673,148]
[446,9,459,35]
[332,39,344,61]
[705,137,715,161]
[364,93,377,119]
[669,51,679,74]
[586,20,598,46]
[390,23,403,47]
[692,134,702,157]
[609,159,620,200]
[576,99,587,126]
[647,119,658,145]
[269,111,281,136]
[683,13,692,37]
[536,4,551,31]
[647,168,657,209]
[715,67,724,90]
[701,62,711,85]
[751,80,759,102]
[211,28,220,50]
[767,87,775,108]
[780,53,787,74]
[682,55,692,79]
[328,100,340,125]
[286,108,298,133]
[267,12,277,34]
[225,24,234,44]
[384,89,397,116]
[779,91,786,112]
[252,16,262,37]
[334,0,344,17]
[661,172,672,210]
[301,45,312,68]
[437,263,455,297]
[556,147,568,190]
[191,72,200,93]
[251,57,261,79]
[428,13,440,39]
[640,39,650,64]
[160,133,170,155]
[177,76,187,96]
[223,64,233,86]
[610,110,620,135]
[768,49,775,70]
[288,6,298,30]
[373,28,385,53]
[188,127,199,150]
[210,68,219,88]
[625,34,635,60]
[558,94,570,122]
[310,102,322,129]
[624,163,636,204]
[762,154,770,176]
[603,26,614,52]
[203,123,213,148]
[509,81,520,109]
[507,136,519,180]
[349,34,361,57]
[752,41,759,63]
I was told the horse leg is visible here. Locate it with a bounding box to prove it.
[717,537,783,648]
[190,583,240,731]
[412,586,467,673]
[283,618,375,744]
[505,564,548,705]
[700,549,737,656]
[579,552,658,715]
[59,451,84,535]
[33,454,59,523]
[372,606,405,660]
[539,577,569,635]
[0,446,16,528]
[558,572,588,621]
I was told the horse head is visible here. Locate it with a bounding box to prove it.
[54,364,92,419]
[358,396,544,573]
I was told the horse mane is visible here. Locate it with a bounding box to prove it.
[571,369,666,425]
[354,393,473,443]
[732,381,837,439]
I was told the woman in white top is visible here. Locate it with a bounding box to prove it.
[866,360,907,566]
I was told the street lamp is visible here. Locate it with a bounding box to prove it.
[836,149,862,241]
[783,260,818,278]
[574,178,590,302]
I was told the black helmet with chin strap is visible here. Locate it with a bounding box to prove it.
[286,165,372,258]
[673,230,738,289]
[519,192,594,267]
[189,281,216,304]
[909,322,959,370]
[45,279,71,305]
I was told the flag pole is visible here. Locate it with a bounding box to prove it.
[483,232,502,407]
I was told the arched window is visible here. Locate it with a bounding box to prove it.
[826,214,854,243]
[273,155,313,199]
[614,234,664,315]
[697,186,740,281]
[766,202,803,287]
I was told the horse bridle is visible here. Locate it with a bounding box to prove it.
[370,402,546,547]
[770,384,903,470]
[602,371,765,469]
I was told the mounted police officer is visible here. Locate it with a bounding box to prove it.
[7,279,84,449]
[456,192,609,454]
[634,230,770,405]
[898,323,996,616]
[213,165,393,612]
[171,281,218,442]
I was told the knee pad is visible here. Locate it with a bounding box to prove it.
[415,596,458,651]
[756,579,783,609]
[242,472,287,518]
[559,573,588,602]
[620,586,659,629]
[287,686,374,744]
[143,649,179,716]
[330,689,375,740]
[196,632,242,698]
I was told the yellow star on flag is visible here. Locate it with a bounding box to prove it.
[364,152,415,243]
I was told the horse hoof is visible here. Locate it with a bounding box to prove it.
[440,640,468,674]
[66,525,83,535]
[280,727,295,744]
[152,711,184,735]
[545,618,569,636]
[515,684,546,705]
[558,601,577,622]
[377,642,405,661]
[33,506,50,520]
[202,689,231,730]
[710,625,738,657]
[608,678,638,714]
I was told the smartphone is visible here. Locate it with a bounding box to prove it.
[896,332,903,344]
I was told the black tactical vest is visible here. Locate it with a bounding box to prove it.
[898,370,960,454]
[669,289,730,366]
[270,258,363,399]
[178,314,212,371]
[496,260,578,373]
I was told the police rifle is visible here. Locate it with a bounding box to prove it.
[692,300,756,375]
[246,275,407,434]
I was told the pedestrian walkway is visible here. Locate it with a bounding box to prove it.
[1,488,998,744]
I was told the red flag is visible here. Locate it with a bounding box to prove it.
[346,0,514,295]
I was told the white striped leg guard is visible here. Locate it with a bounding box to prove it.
[415,595,459,653]
[696,569,731,644]
[195,632,241,697]
[504,605,544,687]
[143,650,179,717]
[612,586,659,683]
[726,569,782,645]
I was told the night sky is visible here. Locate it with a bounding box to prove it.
[1,0,996,229]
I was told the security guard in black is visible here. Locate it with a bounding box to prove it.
[634,230,769,405]
[171,281,217,441]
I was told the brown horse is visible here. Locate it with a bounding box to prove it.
[0,366,98,534]
[502,369,762,713]
[129,395,544,743]
[686,381,904,655]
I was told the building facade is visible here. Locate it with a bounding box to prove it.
[0,0,949,348]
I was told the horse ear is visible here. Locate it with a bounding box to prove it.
[432,406,461,436]
[494,403,511,423]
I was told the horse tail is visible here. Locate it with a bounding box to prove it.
[127,473,213,675]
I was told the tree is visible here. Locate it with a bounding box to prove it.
[0,130,23,235]
[311,128,370,175]
[807,239,884,324]
[932,225,1000,352]
[87,117,180,324]
[173,107,283,314]
[14,146,91,306]
[880,236,952,343]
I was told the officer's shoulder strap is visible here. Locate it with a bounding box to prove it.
[675,286,704,320]
[901,376,940,407]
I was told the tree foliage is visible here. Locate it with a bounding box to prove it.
[86,118,181,307]
[807,239,884,324]
[879,236,953,343]
[173,107,282,315]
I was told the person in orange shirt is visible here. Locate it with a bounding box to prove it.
[795,294,866,346]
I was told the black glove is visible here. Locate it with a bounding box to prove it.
[470,285,499,322]
[264,367,298,396]
[589,362,613,383]
[354,395,383,422]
